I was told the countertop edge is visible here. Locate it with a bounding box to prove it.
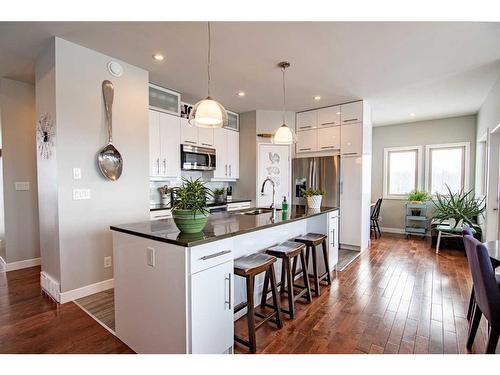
[111,207,338,247]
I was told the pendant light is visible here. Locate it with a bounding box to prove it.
[189,22,228,128]
[273,61,296,144]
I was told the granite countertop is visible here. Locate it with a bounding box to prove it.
[150,198,251,211]
[112,205,338,247]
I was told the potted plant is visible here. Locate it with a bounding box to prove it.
[301,188,324,209]
[407,189,431,216]
[158,185,170,205]
[432,185,485,230]
[213,188,225,204]
[171,177,213,234]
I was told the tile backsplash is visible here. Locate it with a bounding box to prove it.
[149,171,235,205]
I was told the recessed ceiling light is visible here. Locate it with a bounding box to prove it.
[152,54,164,61]
[237,91,245,97]
[314,95,321,101]
[409,112,416,117]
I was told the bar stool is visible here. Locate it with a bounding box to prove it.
[294,233,331,297]
[262,241,312,319]
[234,253,283,353]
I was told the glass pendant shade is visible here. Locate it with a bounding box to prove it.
[273,123,296,144]
[188,96,228,128]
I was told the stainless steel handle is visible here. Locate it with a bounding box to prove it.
[321,146,334,149]
[200,250,231,261]
[225,164,228,176]
[229,164,232,176]
[202,143,211,147]
[343,152,358,155]
[225,273,232,309]
[163,159,167,174]
[321,122,336,126]
[185,140,197,144]
[299,125,312,129]
[340,181,343,194]
[299,148,312,151]
[343,118,358,123]
[154,215,171,219]
[156,158,160,174]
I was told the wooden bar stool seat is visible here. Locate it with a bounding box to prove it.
[294,233,332,297]
[234,253,283,353]
[262,241,312,319]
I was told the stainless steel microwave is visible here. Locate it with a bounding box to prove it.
[181,144,216,171]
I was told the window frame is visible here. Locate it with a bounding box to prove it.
[425,142,470,196]
[383,145,423,200]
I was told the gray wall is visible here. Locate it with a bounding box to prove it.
[476,74,500,241]
[36,38,149,293]
[0,78,40,263]
[372,115,477,231]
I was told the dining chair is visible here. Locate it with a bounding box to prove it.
[370,198,383,239]
[462,225,475,323]
[463,234,500,353]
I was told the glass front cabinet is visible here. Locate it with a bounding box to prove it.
[149,83,181,116]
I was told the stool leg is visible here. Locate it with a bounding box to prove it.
[280,258,286,294]
[300,250,312,302]
[311,245,320,297]
[436,231,441,254]
[260,266,270,308]
[285,257,295,319]
[246,275,257,353]
[322,240,332,285]
[269,265,283,329]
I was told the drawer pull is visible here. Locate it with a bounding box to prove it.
[200,250,232,260]
[153,215,171,219]
[299,148,312,151]
[342,152,358,155]
[343,118,358,123]
[321,122,337,126]
[321,146,335,149]
[202,143,212,147]
[299,125,312,129]
[185,140,197,144]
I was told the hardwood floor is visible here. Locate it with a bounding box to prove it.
[235,234,494,354]
[0,235,494,354]
[0,266,132,353]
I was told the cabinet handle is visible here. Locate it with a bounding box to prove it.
[156,158,160,174]
[299,125,312,129]
[199,249,231,261]
[225,273,232,309]
[163,159,167,174]
[185,140,197,144]
[343,118,358,123]
[342,152,358,155]
[225,164,228,176]
[321,122,337,126]
[202,143,211,147]
[299,148,311,151]
[229,164,232,176]
[321,146,335,149]
[153,215,171,219]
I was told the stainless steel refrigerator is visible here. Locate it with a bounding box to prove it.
[292,156,341,207]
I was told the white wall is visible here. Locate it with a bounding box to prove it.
[372,115,477,231]
[0,78,40,263]
[36,38,149,294]
[476,74,500,241]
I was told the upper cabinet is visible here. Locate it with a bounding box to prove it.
[340,122,362,156]
[149,110,181,178]
[213,128,239,180]
[226,111,240,132]
[318,105,341,127]
[149,84,181,116]
[340,101,363,125]
[180,118,214,147]
[198,127,214,148]
[296,129,318,153]
[296,111,318,131]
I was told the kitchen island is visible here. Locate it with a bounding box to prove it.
[111,205,339,354]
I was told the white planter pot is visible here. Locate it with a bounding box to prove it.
[306,195,322,209]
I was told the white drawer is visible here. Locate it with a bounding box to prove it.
[226,202,251,211]
[150,209,172,220]
[190,238,234,274]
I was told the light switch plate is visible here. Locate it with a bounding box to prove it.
[146,247,155,267]
[104,256,112,268]
[73,168,82,180]
[73,188,91,200]
[15,182,30,191]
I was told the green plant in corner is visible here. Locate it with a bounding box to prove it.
[301,188,324,197]
[407,189,431,203]
[213,188,225,196]
[432,185,485,229]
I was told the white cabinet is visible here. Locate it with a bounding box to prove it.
[296,111,317,131]
[341,122,362,156]
[190,259,234,354]
[318,126,340,151]
[340,101,363,124]
[227,130,239,179]
[226,111,239,131]
[149,84,181,116]
[149,110,181,178]
[328,211,339,268]
[213,128,239,180]
[180,118,198,146]
[198,127,214,148]
[150,209,172,221]
[340,156,362,248]
[296,129,317,153]
[318,105,341,127]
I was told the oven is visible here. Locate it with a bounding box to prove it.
[181,144,216,171]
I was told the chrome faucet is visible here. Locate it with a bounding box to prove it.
[261,177,276,213]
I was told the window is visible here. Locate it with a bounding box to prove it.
[426,143,469,195]
[383,146,422,199]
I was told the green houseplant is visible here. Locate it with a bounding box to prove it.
[171,178,213,234]
[301,188,324,209]
[407,189,431,204]
[213,187,225,204]
[432,185,485,230]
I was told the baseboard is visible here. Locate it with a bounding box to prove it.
[1,257,41,272]
[379,227,406,234]
[59,278,114,304]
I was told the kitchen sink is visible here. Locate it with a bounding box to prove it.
[239,208,282,215]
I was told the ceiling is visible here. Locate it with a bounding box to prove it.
[0,22,499,126]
